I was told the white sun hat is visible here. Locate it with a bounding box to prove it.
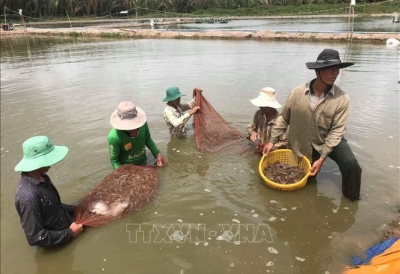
[250,87,282,109]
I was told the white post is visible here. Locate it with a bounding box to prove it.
[347,0,355,41]
[19,9,26,29]
[393,12,399,23]
[110,13,115,26]
[136,8,138,31]
[4,6,6,24]
[66,9,72,28]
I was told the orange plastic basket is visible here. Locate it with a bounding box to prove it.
[258,149,311,191]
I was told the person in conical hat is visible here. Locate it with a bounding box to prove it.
[162,86,201,138]
[14,136,83,247]
[263,48,361,201]
[246,87,288,154]
[108,101,167,169]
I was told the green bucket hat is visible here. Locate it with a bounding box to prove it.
[162,86,185,102]
[14,136,69,172]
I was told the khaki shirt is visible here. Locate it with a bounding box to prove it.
[271,82,349,161]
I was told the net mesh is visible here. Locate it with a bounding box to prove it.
[75,164,159,227]
[193,88,244,153]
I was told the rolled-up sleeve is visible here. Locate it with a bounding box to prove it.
[273,117,289,150]
[320,95,349,159]
[271,113,289,144]
[180,99,196,112]
[163,108,191,128]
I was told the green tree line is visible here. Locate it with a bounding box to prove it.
[0,0,396,19]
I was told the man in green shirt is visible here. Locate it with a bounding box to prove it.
[263,49,361,201]
[108,101,167,170]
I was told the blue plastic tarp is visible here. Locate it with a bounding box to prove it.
[352,237,399,266]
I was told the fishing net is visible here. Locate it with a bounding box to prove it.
[75,164,159,227]
[193,88,244,153]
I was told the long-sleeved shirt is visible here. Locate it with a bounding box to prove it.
[108,122,160,169]
[246,110,288,150]
[163,99,196,138]
[271,80,349,161]
[15,173,75,247]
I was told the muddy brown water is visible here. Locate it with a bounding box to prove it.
[1,36,399,274]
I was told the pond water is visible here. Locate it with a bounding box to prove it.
[1,36,399,274]
[27,17,400,33]
[175,17,400,33]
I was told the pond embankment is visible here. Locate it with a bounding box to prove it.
[1,26,399,43]
[2,13,399,43]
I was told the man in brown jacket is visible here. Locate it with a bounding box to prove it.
[263,49,361,201]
